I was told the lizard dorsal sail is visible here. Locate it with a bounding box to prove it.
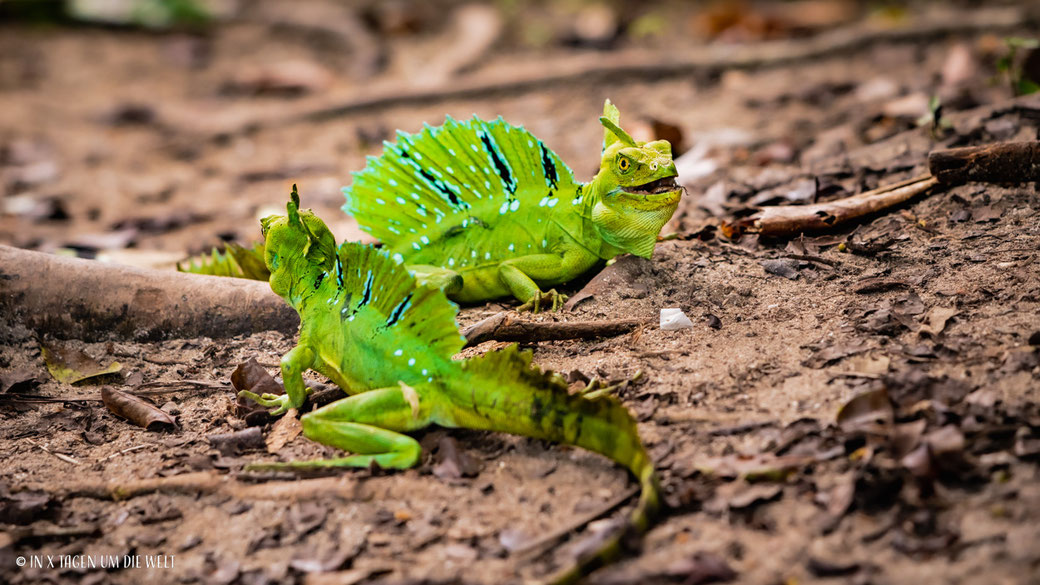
[342,116,580,257]
[335,243,466,360]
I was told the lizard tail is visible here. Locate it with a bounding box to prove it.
[452,344,661,584]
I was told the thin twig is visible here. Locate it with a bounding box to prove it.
[513,486,640,558]
[0,394,98,404]
[783,254,839,267]
[131,379,230,395]
[103,444,151,461]
[28,439,82,466]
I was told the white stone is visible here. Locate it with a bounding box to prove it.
[660,308,693,331]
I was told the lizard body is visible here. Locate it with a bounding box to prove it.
[343,99,681,311]
[242,187,661,584]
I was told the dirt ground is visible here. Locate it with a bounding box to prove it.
[2,2,1040,584]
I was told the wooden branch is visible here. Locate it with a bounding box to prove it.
[928,141,1040,185]
[724,175,938,238]
[462,312,647,347]
[0,245,298,341]
[180,6,1029,140]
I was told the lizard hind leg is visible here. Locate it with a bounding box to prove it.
[246,385,433,471]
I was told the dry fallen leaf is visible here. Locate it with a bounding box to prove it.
[0,369,42,394]
[101,386,176,431]
[41,341,121,384]
[919,306,959,337]
[266,409,303,453]
[432,435,482,480]
[231,358,284,424]
[836,388,893,435]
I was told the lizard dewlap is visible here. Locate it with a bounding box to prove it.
[242,186,661,584]
[343,99,682,312]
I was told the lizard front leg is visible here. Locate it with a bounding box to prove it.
[239,343,315,416]
[246,384,433,471]
[497,254,570,313]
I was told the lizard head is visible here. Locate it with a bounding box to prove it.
[588,100,681,259]
[260,185,338,300]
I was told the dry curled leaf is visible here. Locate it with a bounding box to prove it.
[432,436,482,480]
[266,409,302,453]
[101,387,176,431]
[836,388,893,435]
[231,358,284,424]
[0,369,41,394]
[41,341,121,384]
[919,306,958,337]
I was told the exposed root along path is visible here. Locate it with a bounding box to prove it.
[0,245,298,341]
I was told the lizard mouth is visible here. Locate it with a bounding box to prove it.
[618,176,682,208]
[623,176,680,195]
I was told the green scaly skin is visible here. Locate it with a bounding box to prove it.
[242,187,661,585]
[342,99,681,312]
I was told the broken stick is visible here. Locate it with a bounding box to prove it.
[462,312,648,347]
[0,245,298,341]
[724,175,938,238]
[928,141,1040,185]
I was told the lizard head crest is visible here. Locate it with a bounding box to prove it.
[260,185,338,301]
[590,100,682,258]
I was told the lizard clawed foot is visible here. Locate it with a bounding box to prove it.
[518,289,568,313]
[238,390,294,416]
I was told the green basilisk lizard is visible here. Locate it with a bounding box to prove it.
[240,186,660,584]
[344,99,681,312]
[183,100,681,312]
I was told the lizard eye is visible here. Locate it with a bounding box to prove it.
[617,157,630,172]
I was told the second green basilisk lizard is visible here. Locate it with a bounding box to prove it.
[240,187,660,584]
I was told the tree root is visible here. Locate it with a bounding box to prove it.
[0,245,298,341]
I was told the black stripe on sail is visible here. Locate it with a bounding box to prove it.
[386,292,413,327]
[479,131,516,194]
[540,141,558,190]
